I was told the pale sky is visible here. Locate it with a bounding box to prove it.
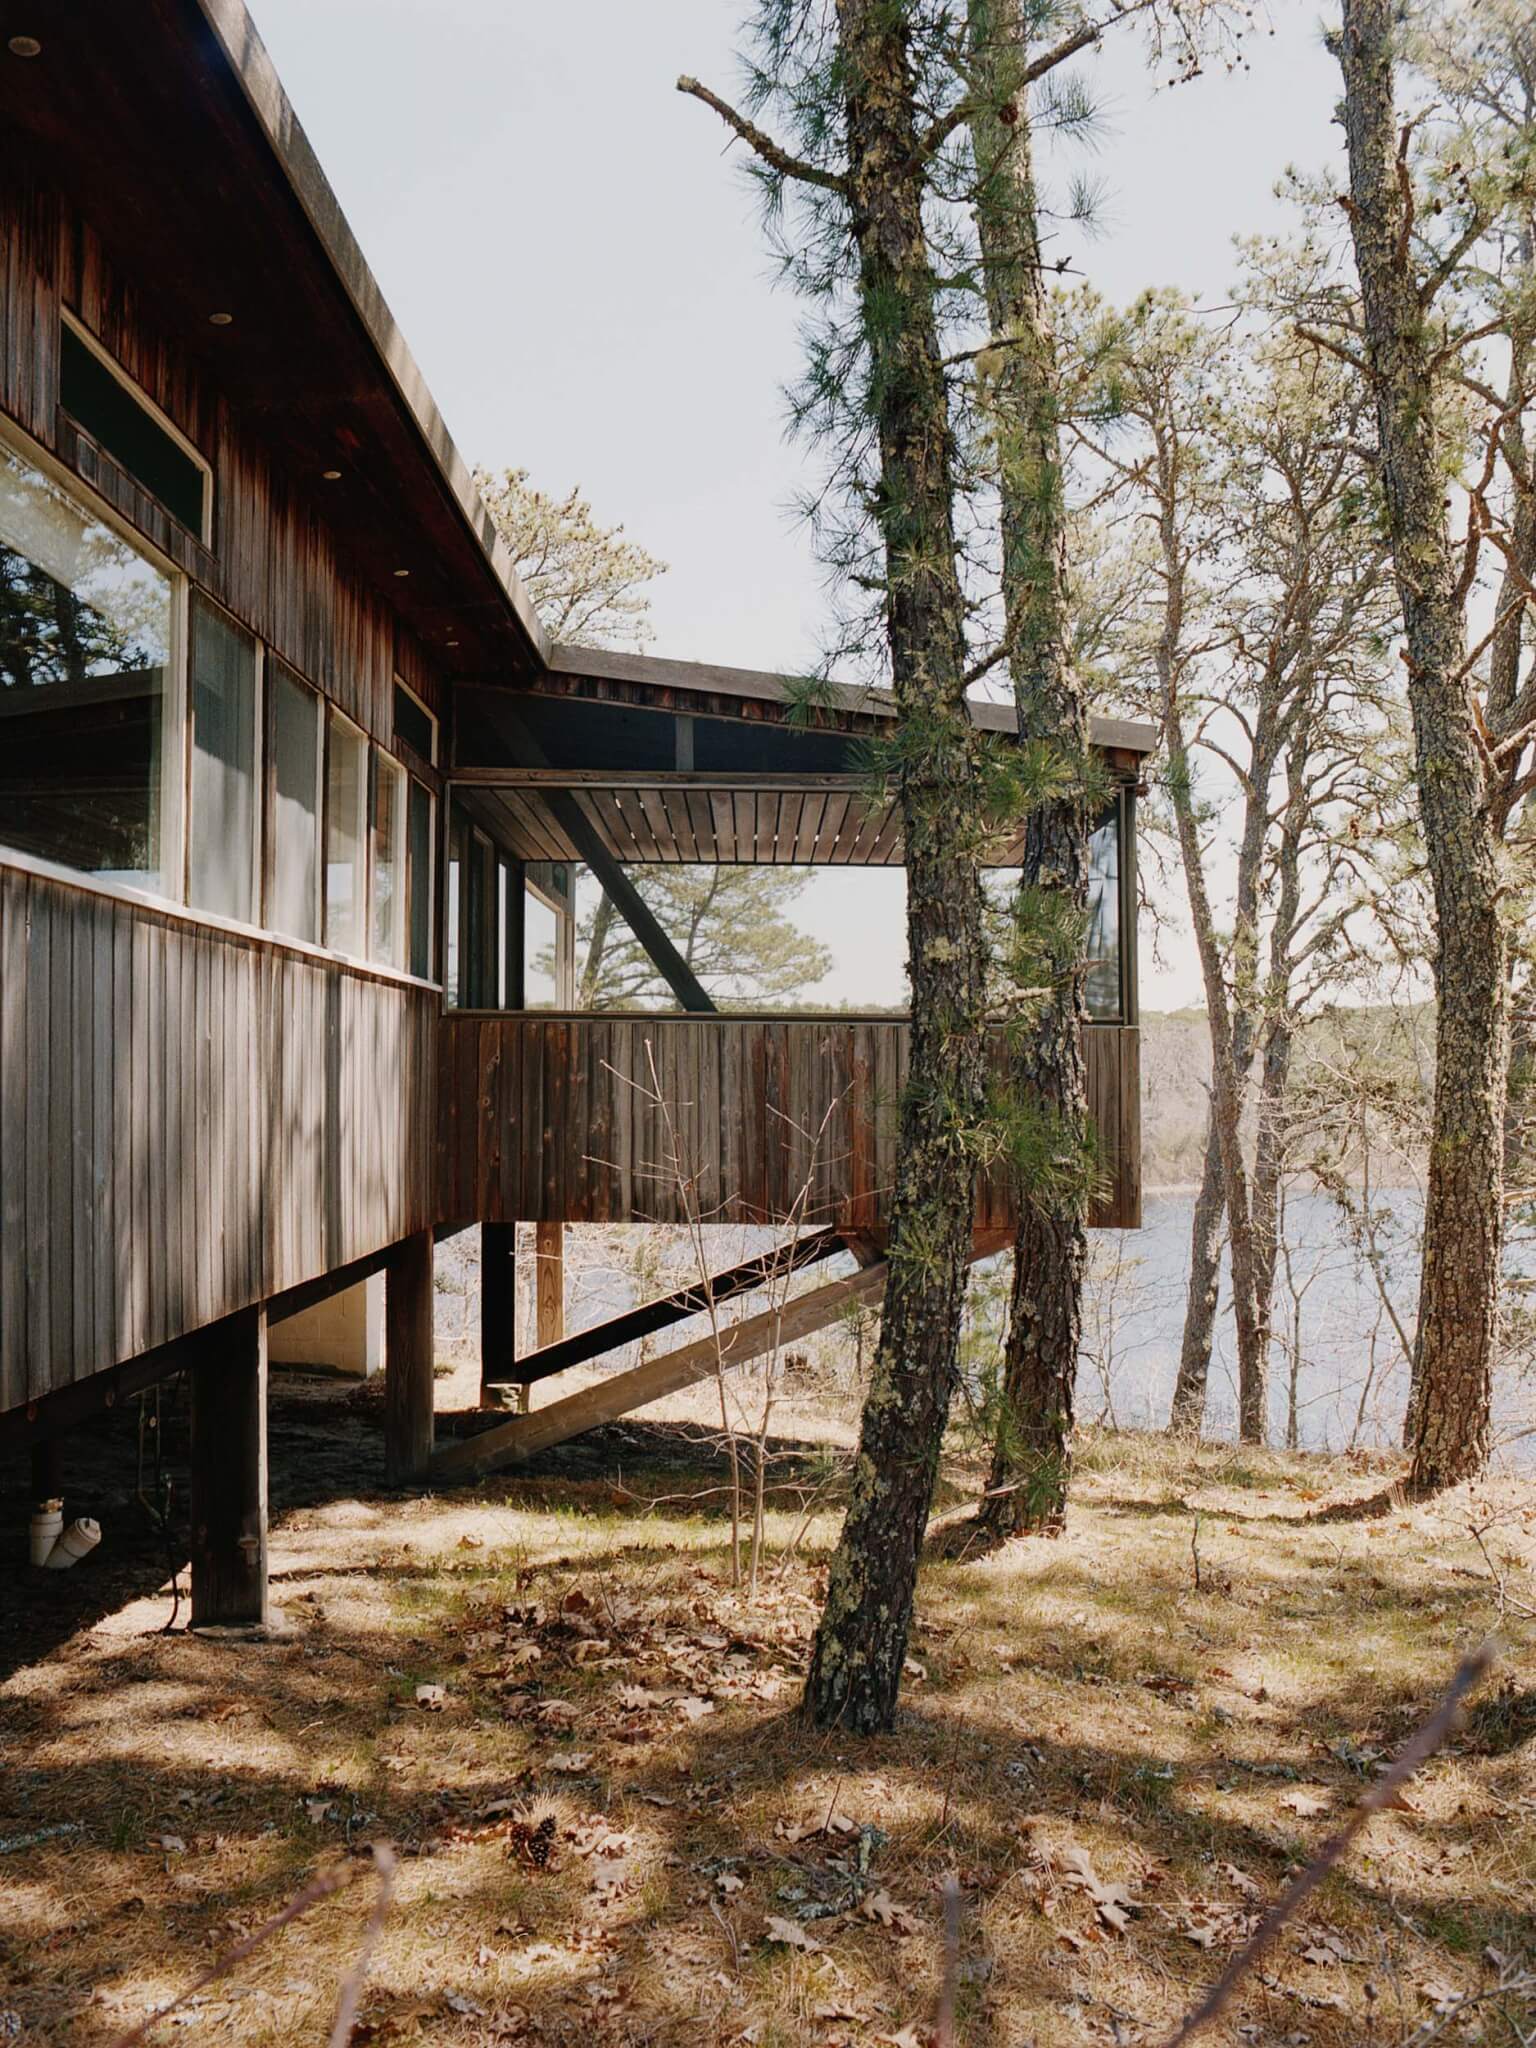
[246,0,1346,1011]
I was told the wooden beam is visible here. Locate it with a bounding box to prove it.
[189,1306,268,1631]
[535,1223,564,1350]
[489,706,716,1014]
[449,768,867,791]
[482,1226,850,1388]
[432,1260,891,1481]
[385,1229,435,1484]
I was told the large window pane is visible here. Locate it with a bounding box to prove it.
[407,778,434,980]
[371,750,406,968]
[324,711,367,955]
[269,662,320,943]
[188,596,257,922]
[1085,806,1121,1021]
[0,436,174,889]
[524,888,561,1008]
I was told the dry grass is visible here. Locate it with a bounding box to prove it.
[2,1397,1534,2048]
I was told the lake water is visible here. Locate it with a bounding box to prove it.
[438,1189,1536,1460]
[1076,1189,1534,1459]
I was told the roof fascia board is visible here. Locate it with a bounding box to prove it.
[189,0,550,665]
[548,643,1158,757]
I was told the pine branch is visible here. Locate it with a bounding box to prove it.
[676,77,848,194]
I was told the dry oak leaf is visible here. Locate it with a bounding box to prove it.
[763,1915,823,1953]
[1054,1844,1138,1932]
[674,1695,714,1722]
[414,1683,447,1710]
[716,1871,745,1895]
[862,1891,924,1936]
[1280,1789,1331,1817]
[546,1751,595,1774]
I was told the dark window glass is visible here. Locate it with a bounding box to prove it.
[407,778,433,979]
[60,325,207,536]
[0,438,173,888]
[1085,805,1121,1021]
[393,682,435,762]
[188,597,257,922]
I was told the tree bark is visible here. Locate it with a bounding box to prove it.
[1336,0,1506,1491]
[965,0,1092,1537]
[801,0,990,1732]
[1168,1107,1225,1433]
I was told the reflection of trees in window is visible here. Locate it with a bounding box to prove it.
[1085,809,1121,1021]
[0,446,172,886]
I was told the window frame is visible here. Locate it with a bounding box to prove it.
[186,590,263,925]
[59,310,213,546]
[322,705,370,961]
[393,675,439,766]
[0,410,189,905]
[262,656,325,947]
[370,745,408,970]
[406,774,437,984]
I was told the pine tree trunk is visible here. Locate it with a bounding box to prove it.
[966,0,1091,1537]
[801,0,990,1732]
[1336,0,1506,1492]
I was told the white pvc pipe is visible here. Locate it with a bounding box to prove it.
[43,1518,101,1569]
[29,1501,63,1568]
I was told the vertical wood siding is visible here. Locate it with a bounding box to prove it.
[0,171,443,737]
[0,868,438,1413]
[439,1015,1141,1235]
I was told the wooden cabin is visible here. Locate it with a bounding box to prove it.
[0,0,1153,1622]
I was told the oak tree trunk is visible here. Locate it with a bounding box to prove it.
[1336,0,1506,1491]
[1168,1108,1225,1433]
[802,0,990,1732]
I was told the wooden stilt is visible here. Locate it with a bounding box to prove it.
[30,1435,62,1504]
[385,1229,435,1484]
[480,1221,517,1408]
[190,1305,268,1631]
[535,1222,564,1350]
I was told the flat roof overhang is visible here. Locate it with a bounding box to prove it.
[1,0,545,682]
[450,647,1155,867]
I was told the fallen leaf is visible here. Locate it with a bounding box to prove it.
[546,1752,595,1774]
[763,1915,822,1953]
[414,1684,446,1711]
[674,1695,714,1722]
[716,1871,745,1895]
[149,1834,187,1855]
[862,1890,923,1937]
[1280,1790,1330,1818]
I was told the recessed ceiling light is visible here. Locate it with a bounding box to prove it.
[321,468,342,480]
[7,35,41,57]
[208,311,234,326]
[393,568,410,578]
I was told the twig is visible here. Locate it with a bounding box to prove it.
[327,1845,397,2048]
[935,1872,962,2048]
[106,1858,365,2048]
[1190,1511,1203,1592]
[1157,1642,1497,2048]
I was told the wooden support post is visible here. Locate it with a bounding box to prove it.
[535,1222,565,1350]
[386,1230,436,1483]
[30,1435,62,1505]
[189,1306,268,1632]
[481,1221,518,1408]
